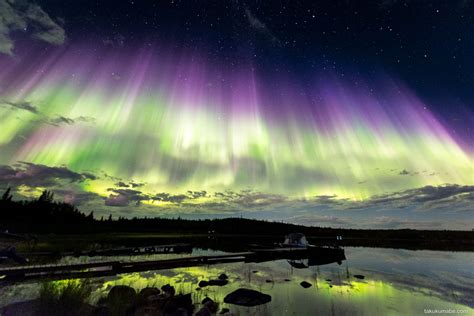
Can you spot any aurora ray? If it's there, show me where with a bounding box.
[0,42,472,227]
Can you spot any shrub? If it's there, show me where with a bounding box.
[37,279,92,316]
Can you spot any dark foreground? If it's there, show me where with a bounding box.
[1,190,473,315]
[1,188,472,252]
[1,246,473,316]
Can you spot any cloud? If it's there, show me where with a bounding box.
[152,192,188,204]
[359,184,474,211]
[105,193,130,207]
[106,188,149,206]
[114,181,145,188]
[0,0,25,55]
[0,162,95,188]
[410,185,473,203]
[187,190,208,199]
[287,214,350,227]
[370,216,445,229]
[53,189,101,206]
[1,100,95,126]
[40,115,96,126]
[314,194,342,204]
[210,190,287,210]
[244,7,280,45]
[1,100,39,113]
[399,169,410,175]
[115,181,130,188]
[166,194,188,204]
[150,190,208,204]
[0,160,470,229]
[245,7,266,30]
[24,2,65,45]
[0,0,66,55]
[102,33,125,47]
[233,192,287,208]
[51,116,75,125]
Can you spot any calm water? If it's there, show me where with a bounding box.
[1,247,473,315]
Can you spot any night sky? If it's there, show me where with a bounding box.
[0,0,472,229]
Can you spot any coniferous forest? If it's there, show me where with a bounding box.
[1,188,472,251]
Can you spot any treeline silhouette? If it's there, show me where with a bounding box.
[1,188,473,250]
[0,188,94,233]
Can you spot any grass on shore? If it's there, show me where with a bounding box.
[38,279,92,316]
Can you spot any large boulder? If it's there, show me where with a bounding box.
[198,279,228,287]
[139,287,161,298]
[137,287,161,304]
[162,293,193,315]
[1,300,39,316]
[106,285,137,315]
[218,273,228,280]
[108,285,136,300]
[195,297,218,315]
[224,288,271,307]
[208,279,228,286]
[107,285,137,307]
[93,305,110,316]
[201,297,218,313]
[161,284,176,297]
[195,307,211,316]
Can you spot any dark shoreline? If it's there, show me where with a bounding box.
[7,230,473,255]
[1,190,472,253]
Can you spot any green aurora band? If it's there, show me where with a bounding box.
[0,46,472,218]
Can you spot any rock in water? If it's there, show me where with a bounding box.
[195,307,212,316]
[107,285,136,304]
[300,281,312,288]
[199,279,228,287]
[218,273,229,280]
[138,287,161,300]
[107,285,137,315]
[202,297,218,313]
[194,306,212,316]
[210,279,228,286]
[161,284,176,297]
[162,293,193,315]
[224,288,271,307]
[353,274,365,279]
[94,305,109,316]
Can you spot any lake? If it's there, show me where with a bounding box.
[0,246,472,315]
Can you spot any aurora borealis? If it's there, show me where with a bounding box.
[0,0,472,229]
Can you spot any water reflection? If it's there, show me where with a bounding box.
[0,247,473,315]
[287,250,345,269]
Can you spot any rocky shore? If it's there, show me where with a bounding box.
[1,275,275,316]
